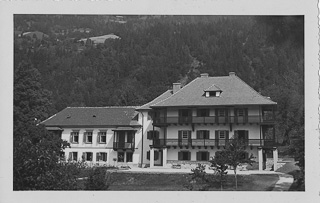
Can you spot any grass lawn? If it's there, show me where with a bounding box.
[78,171,279,191]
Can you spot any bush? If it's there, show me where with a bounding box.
[85,167,111,190]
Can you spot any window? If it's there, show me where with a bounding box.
[219,131,225,139]
[98,132,107,143]
[178,151,191,161]
[127,131,135,143]
[218,109,225,117]
[197,151,209,161]
[84,131,93,143]
[147,130,159,140]
[197,130,209,139]
[96,152,107,162]
[182,131,189,139]
[209,91,216,97]
[179,109,191,123]
[70,131,79,143]
[69,152,78,161]
[205,91,221,97]
[238,109,244,117]
[82,152,93,161]
[118,152,124,162]
[180,109,190,117]
[126,152,133,162]
[197,109,209,117]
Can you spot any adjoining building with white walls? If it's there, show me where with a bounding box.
[43,72,278,171]
[42,107,143,167]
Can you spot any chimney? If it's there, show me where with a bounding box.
[173,83,181,94]
[200,73,209,78]
[229,72,236,76]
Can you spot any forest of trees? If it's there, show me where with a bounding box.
[13,15,304,189]
[14,15,304,144]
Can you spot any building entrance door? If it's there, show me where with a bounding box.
[154,150,163,166]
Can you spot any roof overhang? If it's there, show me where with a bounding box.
[151,103,277,108]
[46,126,63,131]
[112,127,138,131]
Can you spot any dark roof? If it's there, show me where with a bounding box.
[151,74,277,107]
[42,107,141,127]
[137,90,173,110]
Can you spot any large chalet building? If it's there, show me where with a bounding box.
[42,72,278,171]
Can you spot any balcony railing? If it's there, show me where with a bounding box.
[113,142,135,150]
[152,138,275,148]
[153,115,274,125]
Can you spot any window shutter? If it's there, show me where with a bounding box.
[245,108,248,123]
[206,152,210,161]
[225,131,229,145]
[188,130,191,138]
[147,151,150,160]
[96,152,99,161]
[70,134,73,143]
[215,109,218,123]
[178,152,182,160]
[234,108,238,123]
[225,131,229,140]
[215,130,219,146]
[206,130,210,139]
[196,131,200,139]
[69,152,72,160]
[178,131,182,140]
[97,133,100,144]
[82,152,86,161]
[188,151,191,161]
[245,130,249,146]
[196,152,200,161]
[83,133,86,143]
[225,109,229,123]
[90,153,93,161]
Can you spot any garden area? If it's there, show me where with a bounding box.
[77,170,280,191]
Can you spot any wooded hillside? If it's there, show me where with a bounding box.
[14,15,304,145]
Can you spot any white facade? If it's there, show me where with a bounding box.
[60,126,143,167]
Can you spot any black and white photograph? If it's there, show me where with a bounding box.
[0,0,319,203]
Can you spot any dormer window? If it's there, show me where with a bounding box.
[204,84,222,97]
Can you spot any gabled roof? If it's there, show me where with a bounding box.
[41,107,140,127]
[151,74,277,107]
[204,84,221,92]
[137,90,173,110]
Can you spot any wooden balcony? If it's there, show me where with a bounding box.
[153,115,275,125]
[152,138,275,148]
[113,142,135,151]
